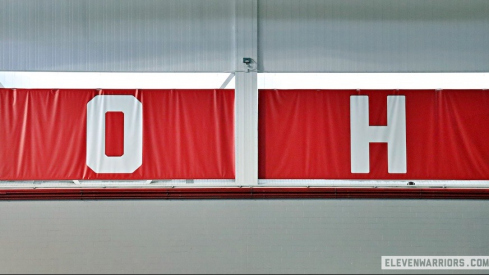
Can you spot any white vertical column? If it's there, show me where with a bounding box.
[235,0,258,186]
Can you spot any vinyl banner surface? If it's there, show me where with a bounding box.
[0,89,235,180]
[259,89,489,180]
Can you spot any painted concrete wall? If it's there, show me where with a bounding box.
[1,199,488,274]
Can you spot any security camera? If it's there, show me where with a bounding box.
[243,58,253,65]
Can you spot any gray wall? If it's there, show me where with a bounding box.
[1,0,488,72]
[0,0,235,72]
[258,0,489,72]
[1,200,488,274]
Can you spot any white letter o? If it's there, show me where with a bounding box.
[86,95,143,173]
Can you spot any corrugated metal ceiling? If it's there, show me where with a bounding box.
[0,0,488,72]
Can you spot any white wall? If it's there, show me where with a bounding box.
[0,72,235,89]
[2,72,489,90]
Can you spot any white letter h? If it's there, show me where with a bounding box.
[350,96,407,173]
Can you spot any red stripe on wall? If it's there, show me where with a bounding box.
[1,188,489,200]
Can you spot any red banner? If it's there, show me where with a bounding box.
[259,89,489,180]
[3,88,489,181]
[0,89,235,180]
